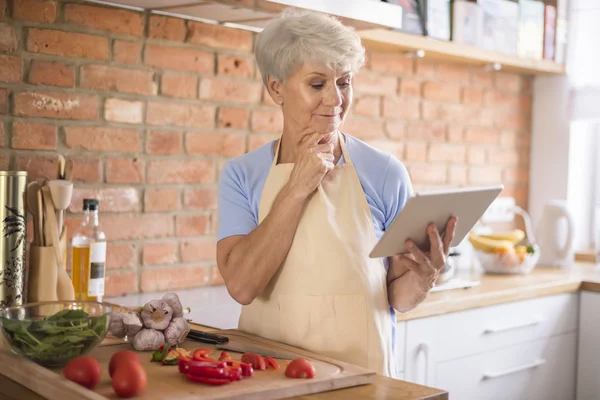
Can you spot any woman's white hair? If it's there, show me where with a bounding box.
[254,9,366,86]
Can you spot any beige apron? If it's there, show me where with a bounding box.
[238,133,395,377]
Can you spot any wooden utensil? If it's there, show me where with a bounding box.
[64,159,74,182]
[47,180,73,236]
[26,182,42,245]
[37,189,44,246]
[57,155,65,179]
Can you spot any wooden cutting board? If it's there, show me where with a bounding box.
[0,329,376,400]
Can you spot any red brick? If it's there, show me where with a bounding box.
[105,272,137,297]
[447,126,463,142]
[0,23,17,52]
[217,54,253,78]
[483,90,522,110]
[81,65,156,95]
[29,61,75,88]
[0,88,7,114]
[383,97,420,120]
[144,44,213,74]
[161,72,197,99]
[462,88,483,106]
[399,78,421,97]
[467,147,486,164]
[199,78,262,104]
[146,101,215,128]
[13,0,56,22]
[368,52,413,75]
[176,214,210,237]
[422,82,461,102]
[143,241,178,265]
[248,134,277,151]
[495,72,522,93]
[16,154,58,181]
[105,158,144,184]
[471,70,494,88]
[147,160,215,184]
[340,117,385,140]
[65,127,140,152]
[149,15,186,41]
[385,120,405,140]
[408,164,447,184]
[69,187,139,213]
[113,40,140,65]
[421,102,478,124]
[107,244,136,270]
[503,167,529,186]
[14,92,98,120]
[428,143,466,163]
[71,157,102,183]
[144,188,180,212]
[12,122,57,150]
[102,214,172,241]
[437,63,470,83]
[487,148,520,166]
[353,95,380,117]
[404,142,427,161]
[186,132,246,157]
[184,187,217,210]
[27,29,109,61]
[251,109,282,133]
[141,266,209,293]
[187,21,253,52]
[415,59,436,77]
[366,140,404,160]
[0,154,8,170]
[468,166,502,185]
[180,238,215,262]
[449,165,468,185]
[218,107,249,129]
[406,122,445,141]
[0,55,21,83]
[465,127,499,145]
[146,130,182,155]
[0,123,4,148]
[354,72,397,95]
[0,0,6,18]
[64,4,143,37]
[104,98,143,124]
[495,111,530,132]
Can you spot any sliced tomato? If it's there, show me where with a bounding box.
[285,358,316,379]
[265,356,280,370]
[241,352,266,371]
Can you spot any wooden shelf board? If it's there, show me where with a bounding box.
[358,28,565,76]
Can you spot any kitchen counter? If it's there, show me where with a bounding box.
[401,261,600,321]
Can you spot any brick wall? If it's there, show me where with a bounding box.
[0,0,532,297]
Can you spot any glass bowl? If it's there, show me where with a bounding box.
[475,244,541,275]
[0,301,112,367]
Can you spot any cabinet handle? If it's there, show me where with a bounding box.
[415,343,429,385]
[482,359,546,380]
[483,316,544,334]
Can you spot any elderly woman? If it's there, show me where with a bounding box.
[216,10,457,378]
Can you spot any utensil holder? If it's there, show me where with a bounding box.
[0,171,28,308]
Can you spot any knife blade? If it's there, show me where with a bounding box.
[215,342,298,361]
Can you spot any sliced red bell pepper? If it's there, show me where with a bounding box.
[227,360,254,377]
[226,366,242,381]
[192,348,213,361]
[241,352,266,370]
[184,374,231,386]
[218,351,232,362]
[265,356,280,370]
[178,357,227,374]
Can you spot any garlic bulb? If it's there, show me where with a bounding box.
[161,293,184,318]
[108,311,126,338]
[132,329,165,351]
[140,300,173,330]
[123,311,143,337]
[163,317,190,346]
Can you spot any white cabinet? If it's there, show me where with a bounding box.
[577,291,600,400]
[402,293,579,400]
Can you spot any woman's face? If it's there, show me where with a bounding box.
[270,62,353,140]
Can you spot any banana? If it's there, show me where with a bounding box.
[479,229,525,244]
[468,231,515,253]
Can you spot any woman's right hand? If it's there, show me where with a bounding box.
[287,130,335,199]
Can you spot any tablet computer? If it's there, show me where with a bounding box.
[369,185,503,258]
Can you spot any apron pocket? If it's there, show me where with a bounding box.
[278,295,369,368]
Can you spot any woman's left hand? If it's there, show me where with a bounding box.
[396,216,458,292]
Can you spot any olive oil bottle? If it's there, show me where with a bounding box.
[71,199,107,302]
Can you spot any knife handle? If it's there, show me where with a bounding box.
[187,330,230,345]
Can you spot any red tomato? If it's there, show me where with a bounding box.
[109,350,141,378]
[112,362,147,399]
[241,353,266,370]
[285,358,316,379]
[63,356,102,389]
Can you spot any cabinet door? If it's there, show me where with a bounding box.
[577,291,600,400]
[404,316,437,387]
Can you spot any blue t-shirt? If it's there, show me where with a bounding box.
[217,133,413,377]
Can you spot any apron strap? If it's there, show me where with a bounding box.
[272,132,352,167]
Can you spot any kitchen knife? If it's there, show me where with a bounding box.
[215,342,298,361]
[186,329,230,345]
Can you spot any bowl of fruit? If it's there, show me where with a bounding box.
[469,229,540,274]
[0,301,112,367]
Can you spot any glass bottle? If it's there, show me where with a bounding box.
[71,199,107,302]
